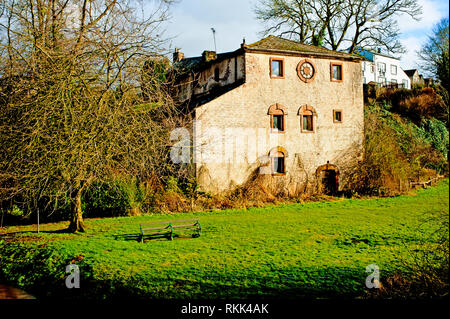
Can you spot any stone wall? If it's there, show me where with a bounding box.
[176,53,245,103]
[193,51,364,195]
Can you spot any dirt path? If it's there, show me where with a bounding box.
[0,284,35,299]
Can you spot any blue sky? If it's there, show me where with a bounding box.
[163,0,449,70]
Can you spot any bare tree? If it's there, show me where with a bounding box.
[417,18,449,126]
[418,18,449,87]
[254,0,316,43]
[0,0,185,232]
[254,0,422,54]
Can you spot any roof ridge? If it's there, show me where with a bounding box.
[272,35,328,50]
[246,35,361,59]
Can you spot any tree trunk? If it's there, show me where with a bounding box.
[68,188,86,233]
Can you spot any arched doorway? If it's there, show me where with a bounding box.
[268,146,288,175]
[316,162,339,195]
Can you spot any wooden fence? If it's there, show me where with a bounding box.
[409,175,445,189]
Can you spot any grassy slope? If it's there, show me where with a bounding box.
[1,180,448,299]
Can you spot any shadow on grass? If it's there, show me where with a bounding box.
[0,227,73,235]
[27,264,373,300]
[130,264,373,299]
[0,239,400,299]
[0,228,75,242]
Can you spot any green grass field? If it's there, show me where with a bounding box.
[1,180,448,299]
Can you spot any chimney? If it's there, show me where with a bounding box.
[241,38,246,48]
[173,48,185,63]
[202,50,217,62]
[377,48,381,54]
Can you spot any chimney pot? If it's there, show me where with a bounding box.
[241,38,246,48]
[173,48,184,63]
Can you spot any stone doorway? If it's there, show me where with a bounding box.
[316,162,339,195]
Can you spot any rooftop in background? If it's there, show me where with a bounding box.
[404,69,419,76]
[355,48,401,61]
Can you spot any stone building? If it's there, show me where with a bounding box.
[173,36,364,195]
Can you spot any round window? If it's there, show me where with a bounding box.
[297,59,316,83]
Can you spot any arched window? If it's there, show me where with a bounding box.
[269,146,288,175]
[268,104,287,133]
[298,105,316,133]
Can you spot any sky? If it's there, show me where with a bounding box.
[162,0,449,71]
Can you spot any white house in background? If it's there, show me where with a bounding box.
[356,49,411,89]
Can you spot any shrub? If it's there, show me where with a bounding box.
[375,87,446,123]
[116,178,146,216]
[417,119,449,159]
[82,181,132,218]
[399,88,446,121]
[0,204,26,227]
[347,105,447,195]
[348,108,410,195]
[376,88,414,108]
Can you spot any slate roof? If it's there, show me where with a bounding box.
[174,35,363,77]
[404,69,419,77]
[244,35,363,60]
[174,50,242,77]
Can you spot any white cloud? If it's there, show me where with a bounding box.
[163,0,449,66]
[397,0,448,33]
[399,36,428,70]
[395,0,448,71]
[165,0,261,57]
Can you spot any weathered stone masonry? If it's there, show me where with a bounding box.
[174,36,364,195]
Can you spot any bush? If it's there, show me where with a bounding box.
[417,119,449,159]
[347,104,448,195]
[399,88,446,121]
[376,87,414,108]
[0,204,26,227]
[348,108,409,195]
[375,87,446,123]
[82,181,132,218]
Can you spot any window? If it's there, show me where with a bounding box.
[272,115,283,131]
[362,62,366,71]
[333,110,343,123]
[297,59,316,83]
[269,147,288,175]
[214,67,220,81]
[268,104,287,133]
[272,154,285,174]
[391,65,397,75]
[331,62,343,81]
[299,105,316,133]
[270,57,284,78]
[391,79,397,84]
[402,79,408,88]
[303,114,313,131]
[379,77,386,85]
[378,62,386,73]
[370,64,374,73]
